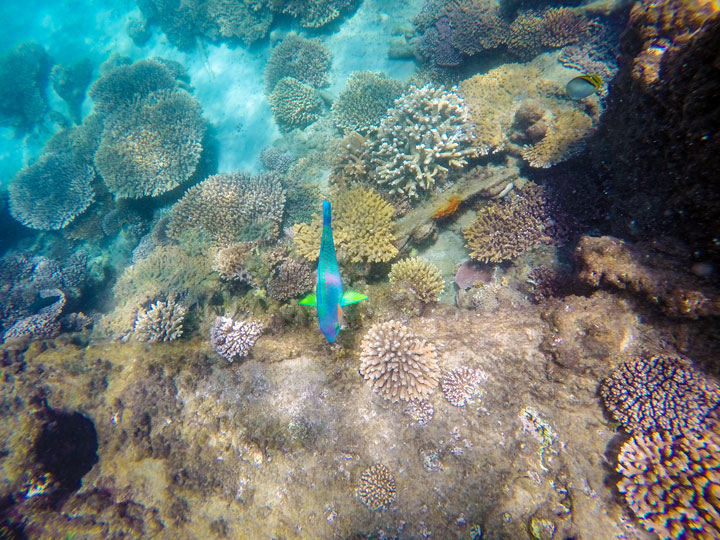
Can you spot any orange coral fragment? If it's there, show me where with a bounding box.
[432,195,463,220]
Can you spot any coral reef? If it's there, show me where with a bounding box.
[168,172,286,245]
[260,147,294,174]
[9,152,95,230]
[209,316,264,362]
[293,186,397,264]
[268,77,324,132]
[406,398,434,425]
[264,34,331,93]
[617,415,720,539]
[458,60,598,163]
[94,89,205,198]
[441,366,487,407]
[274,0,359,29]
[388,257,444,306]
[575,235,720,318]
[369,85,479,199]
[212,242,258,284]
[507,8,588,59]
[0,41,52,133]
[51,58,93,124]
[133,298,187,343]
[3,289,66,342]
[331,71,404,133]
[359,320,440,402]
[267,258,314,301]
[356,464,397,511]
[526,265,572,303]
[601,355,720,437]
[463,184,566,263]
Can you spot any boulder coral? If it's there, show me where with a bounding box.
[94,89,205,198]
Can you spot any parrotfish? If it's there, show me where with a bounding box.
[299,200,367,343]
[565,74,602,99]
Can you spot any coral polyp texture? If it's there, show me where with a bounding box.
[268,77,324,132]
[264,33,331,93]
[441,366,487,407]
[601,355,720,437]
[507,8,588,59]
[331,71,404,133]
[168,172,286,245]
[406,398,434,426]
[94,89,205,199]
[464,184,566,263]
[359,320,440,402]
[388,257,444,305]
[133,298,187,343]
[209,316,263,363]
[356,464,397,511]
[293,186,397,263]
[369,84,479,199]
[9,152,95,230]
[617,416,720,540]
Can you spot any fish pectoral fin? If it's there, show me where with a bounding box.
[341,291,368,306]
[298,293,317,307]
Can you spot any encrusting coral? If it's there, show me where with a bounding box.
[388,257,444,306]
[9,152,95,230]
[293,186,397,264]
[359,320,440,402]
[209,316,263,363]
[133,298,187,343]
[168,172,286,245]
[356,464,397,511]
[617,414,720,540]
[94,89,205,198]
[331,71,404,134]
[601,355,720,437]
[268,77,324,132]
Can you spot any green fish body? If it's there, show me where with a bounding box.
[566,74,602,99]
[299,200,367,342]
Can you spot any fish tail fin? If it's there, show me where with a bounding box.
[322,200,331,227]
[341,291,368,306]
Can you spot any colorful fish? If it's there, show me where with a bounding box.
[565,74,602,99]
[299,200,367,343]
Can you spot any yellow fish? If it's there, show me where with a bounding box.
[565,74,602,99]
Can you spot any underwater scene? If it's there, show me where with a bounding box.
[1,0,719,538]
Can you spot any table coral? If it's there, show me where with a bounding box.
[9,152,95,230]
[133,298,187,343]
[209,316,263,362]
[331,71,404,134]
[359,320,440,402]
[94,89,205,198]
[356,464,397,510]
[293,186,397,264]
[268,77,324,132]
[274,0,359,28]
[2,289,66,342]
[601,355,720,437]
[264,33,331,93]
[617,415,720,540]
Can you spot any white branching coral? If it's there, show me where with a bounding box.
[209,316,263,362]
[359,320,440,402]
[133,298,187,342]
[368,85,479,199]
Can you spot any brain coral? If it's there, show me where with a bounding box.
[268,77,324,132]
[94,89,205,198]
[388,257,444,305]
[356,464,397,510]
[369,84,480,199]
[133,298,187,342]
[264,33,331,93]
[617,415,720,539]
[463,184,565,263]
[293,186,397,264]
[9,152,95,230]
[209,315,263,363]
[168,172,286,245]
[359,320,440,402]
[331,71,404,133]
[601,355,720,437]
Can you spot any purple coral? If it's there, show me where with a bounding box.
[209,316,263,363]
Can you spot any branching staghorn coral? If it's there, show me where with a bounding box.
[293,186,397,263]
[388,257,444,306]
[359,320,440,402]
[331,71,404,134]
[168,172,286,245]
[9,152,95,230]
[133,298,187,343]
[94,89,205,198]
[268,77,324,132]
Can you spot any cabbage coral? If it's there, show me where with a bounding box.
[94,89,205,198]
[9,153,95,230]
